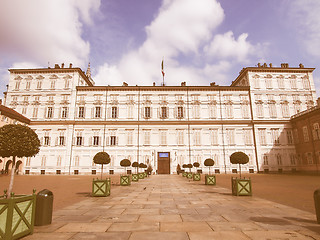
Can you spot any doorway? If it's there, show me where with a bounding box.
[157,152,170,174]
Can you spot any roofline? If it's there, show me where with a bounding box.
[231,66,315,87]
[9,67,93,87]
[76,85,250,92]
[0,105,30,124]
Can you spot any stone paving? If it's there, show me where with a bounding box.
[24,175,320,240]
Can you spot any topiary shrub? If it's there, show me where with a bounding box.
[186,163,193,172]
[230,152,249,178]
[204,158,215,175]
[0,124,40,197]
[120,159,131,174]
[193,162,200,172]
[93,152,110,179]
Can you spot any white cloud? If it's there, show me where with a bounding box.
[289,0,320,58]
[204,31,255,62]
[0,0,100,68]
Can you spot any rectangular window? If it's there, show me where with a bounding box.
[259,129,266,145]
[160,107,168,119]
[226,129,235,145]
[244,129,252,145]
[256,103,264,118]
[269,103,277,118]
[32,108,38,118]
[226,104,233,118]
[95,106,101,118]
[44,136,50,146]
[193,105,200,119]
[307,152,313,164]
[93,136,99,146]
[37,81,42,89]
[277,154,282,165]
[312,123,320,140]
[209,104,217,118]
[281,104,289,118]
[78,107,85,118]
[111,107,118,119]
[144,131,151,145]
[271,128,280,145]
[127,131,133,145]
[211,129,218,145]
[290,154,296,165]
[263,155,268,165]
[303,126,309,142]
[177,130,184,145]
[145,107,151,118]
[286,129,294,145]
[59,136,65,146]
[61,107,68,119]
[278,78,284,89]
[265,78,272,89]
[127,105,134,119]
[15,81,20,90]
[26,81,31,90]
[303,78,310,90]
[241,104,250,118]
[76,136,83,146]
[160,131,167,145]
[110,136,117,146]
[50,81,55,89]
[47,107,53,118]
[290,79,297,89]
[177,106,184,119]
[64,79,69,88]
[22,107,27,115]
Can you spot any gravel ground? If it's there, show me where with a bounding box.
[1,172,320,213]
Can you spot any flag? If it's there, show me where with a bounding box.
[161,60,165,77]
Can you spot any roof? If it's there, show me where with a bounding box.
[0,105,30,124]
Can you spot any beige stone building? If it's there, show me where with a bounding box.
[2,63,318,175]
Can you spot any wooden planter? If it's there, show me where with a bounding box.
[187,172,193,179]
[205,175,216,185]
[138,173,145,179]
[182,172,187,177]
[92,178,111,197]
[120,175,131,186]
[193,173,201,181]
[231,177,252,196]
[143,172,147,178]
[0,191,36,240]
[132,174,139,182]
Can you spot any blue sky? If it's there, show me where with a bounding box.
[0,0,319,98]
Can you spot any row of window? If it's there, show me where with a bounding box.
[253,75,311,90]
[13,79,71,91]
[263,152,320,166]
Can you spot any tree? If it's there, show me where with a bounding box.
[0,124,40,197]
[204,158,215,175]
[120,159,131,174]
[230,152,249,178]
[193,162,200,173]
[132,161,139,174]
[93,152,110,179]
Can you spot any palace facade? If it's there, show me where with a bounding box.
[2,63,318,175]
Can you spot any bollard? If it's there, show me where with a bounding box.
[314,188,320,224]
[35,189,54,226]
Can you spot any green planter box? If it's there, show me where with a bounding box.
[92,178,111,197]
[231,177,252,196]
[143,172,147,178]
[120,175,131,186]
[193,173,201,181]
[182,172,187,177]
[138,173,145,179]
[0,192,36,240]
[132,174,139,182]
[205,175,216,185]
[187,172,193,179]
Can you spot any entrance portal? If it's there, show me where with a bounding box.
[157,152,170,174]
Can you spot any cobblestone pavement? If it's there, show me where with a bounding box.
[24,175,320,240]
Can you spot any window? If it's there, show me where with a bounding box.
[95,106,101,118]
[209,104,217,118]
[15,81,20,90]
[144,131,151,145]
[144,107,151,119]
[22,107,27,115]
[307,153,313,164]
[127,130,133,145]
[110,136,117,146]
[64,79,69,88]
[290,154,296,165]
[177,106,184,119]
[303,126,309,142]
[193,105,200,119]
[269,103,277,118]
[26,157,31,166]
[225,104,233,118]
[259,129,266,145]
[193,130,201,146]
[93,136,99,146]
[244,129,252,145]
[160,107,168,119]
[263,155,268,165]
[294,102,301,114]
[265,77,272,89]
[37,81,42,89]
[277,154,282,165]
[241,104,250,119]
[76,136,83,146]
[281,103,289,118]
[256,103,264,118]
[57,156,62,167]
[59,136,65,146]
[211,129,218,145]
[50,80,55,89]
[177,130,184,145]
[41,156,46,167]
[111,107,118,119]
[312,123,320,140]
[61,107,68,118]
[160,131,167,145]
[290,78,297,89]
[226,129,235,145]
[26,81,31,90]
[277,78,284,89]
[271,129,280,145]
[127,105,134,119]
[47,107,53,118]
[44,136,50,146]
[302,78,310,89]
[286,129,294,145]
[78,107,85,118]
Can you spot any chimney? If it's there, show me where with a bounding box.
[281,63,289,68]
[210,82,216,86]
[153,82,156,86]
[61,63,64,68]
[269,63,273,68]
[54,64,60,69]
[263,63,267,67]
[181,82,186,86]
[69,63,73,68]
[257,63,261,67]
[299,63,304,68]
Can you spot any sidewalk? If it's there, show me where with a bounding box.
[25,175,320,240]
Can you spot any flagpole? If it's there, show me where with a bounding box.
[161,58,165,86]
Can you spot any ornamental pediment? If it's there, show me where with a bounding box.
[36,75,45,80]
[25,75,33,80]
[63,75,72,79]
[50,74,58,79]
[14,75,23,80]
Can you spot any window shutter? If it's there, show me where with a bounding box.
[116,136,119,145]
[91,108,94,119]
[174,107,177,118]
[150,107,153,118]
[107,107,111,119]
[89,137,92,146]
[55,137,58,146]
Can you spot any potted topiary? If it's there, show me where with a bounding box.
[131,161,139,182]
[230,152,252,196]
[120,159,131,186]
[192,162,201,181]
[204,158,216,185]
[146,164,153,176]
[92,152,111,197]
[182,164,187,177]
[142,163,148,177]
[138,163,145,179]
[0,124,40,239]
[186,163,193,179]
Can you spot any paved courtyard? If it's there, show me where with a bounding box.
[23,174,320,240]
